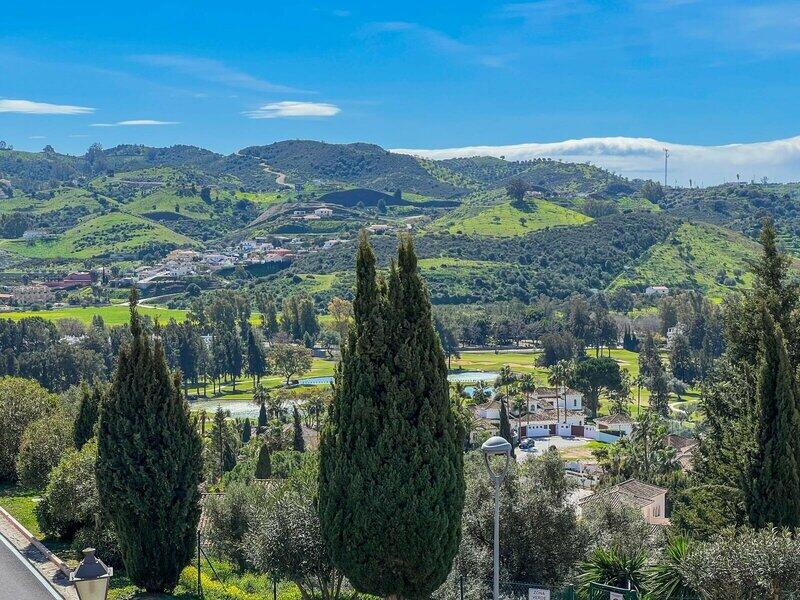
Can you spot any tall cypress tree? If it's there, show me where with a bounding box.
[96,290,202,593]
[255,442,271,479]
[320,232,464,599]
[499,399,513,443]
[242,418,252,444]
[292,405,305,452]
[748,308,800,528]
[74,381,101,450]
[258,400,268,429]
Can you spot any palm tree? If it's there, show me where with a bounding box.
[473,380,489,403]
[579,547,648,595]
[633,373,646,415]
[548,359,574,423]
[511,390,526,438]
[647,536,695,600]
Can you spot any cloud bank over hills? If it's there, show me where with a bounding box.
[392,136,800,186]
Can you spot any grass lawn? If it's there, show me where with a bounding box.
[559,440,607,461]
[0,483,41,537]
[451,349,549,379]
[0,304,189,326]
[187,357,336,404]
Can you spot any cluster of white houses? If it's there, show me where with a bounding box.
[473,386,634,442]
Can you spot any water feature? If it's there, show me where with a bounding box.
[189,399,261,419]
[447,371,499,383]
[296,371,500,386]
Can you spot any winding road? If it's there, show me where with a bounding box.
[0,533,61,599]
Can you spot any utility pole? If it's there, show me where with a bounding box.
[663,148,669,188]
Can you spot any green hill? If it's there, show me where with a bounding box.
[239,140,467,197]
[610,221,762,299]
[424,155,637,196]
[431,189,592,236]
[0,212,199,260]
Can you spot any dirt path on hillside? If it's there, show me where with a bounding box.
[260,162,293,189]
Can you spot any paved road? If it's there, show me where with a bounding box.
[0,533,61,599]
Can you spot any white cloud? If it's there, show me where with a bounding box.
[0,99,94,115]
[391,136,800,185]
[28,135,46,139]
[365,21,508,68]
[132,54,309,94]
[243,101,341,119]
[90,119,179,127]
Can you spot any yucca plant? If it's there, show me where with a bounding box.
[578,547,648,595]
[648,536,698,600]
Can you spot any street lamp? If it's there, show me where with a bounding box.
[481,435,512,600]
[70,548,113,600]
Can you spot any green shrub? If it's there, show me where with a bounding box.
[36,441,97,539]
[16,411,73,489]
[0,377,57,481]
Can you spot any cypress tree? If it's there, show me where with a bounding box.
[255,443,271,479]
[96,290,202,593]
[292,405,305,452]
[242,418,252,444]
[499,398,513,445]
[258,401,268,429]
[320,232,464,599]
[213,407,236,476]
[246,329,267,386]
[74,381,101,450]
[500,400,514,454]
[747,308,800,528]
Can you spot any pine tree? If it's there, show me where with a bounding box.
[747,308,800,528]
[669,333,696,383]
[74,381,101,450]
[96,290,202,593]
[246,329,267,386]
[292,405,305,452]
[255,443,271,479]
[242,418,252,444]
[638,332,661,379]
[320,232,464,599]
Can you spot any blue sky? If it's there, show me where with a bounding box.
[2,0,800,169]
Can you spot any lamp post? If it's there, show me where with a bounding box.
[70,548,113,600]
[481,435,512,600]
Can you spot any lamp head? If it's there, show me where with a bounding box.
[482,436,512,456]
[70,548,112,600]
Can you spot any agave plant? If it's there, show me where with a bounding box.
[578,546,648,595]
[648,536,697,600]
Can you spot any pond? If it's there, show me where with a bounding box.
[189,399,261,419]
[447,371,499,383]
[297,371,500,386]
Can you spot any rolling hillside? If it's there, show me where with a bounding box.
[0,212,199,260]
[433,191,593,237]
[609,222,760,298]
[0,140,797,303]
[239,140,466,197]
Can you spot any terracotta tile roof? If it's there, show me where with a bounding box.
[597,414,633,425]
[579,478,667,510]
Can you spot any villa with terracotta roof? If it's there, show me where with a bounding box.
[577,479,669,526]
